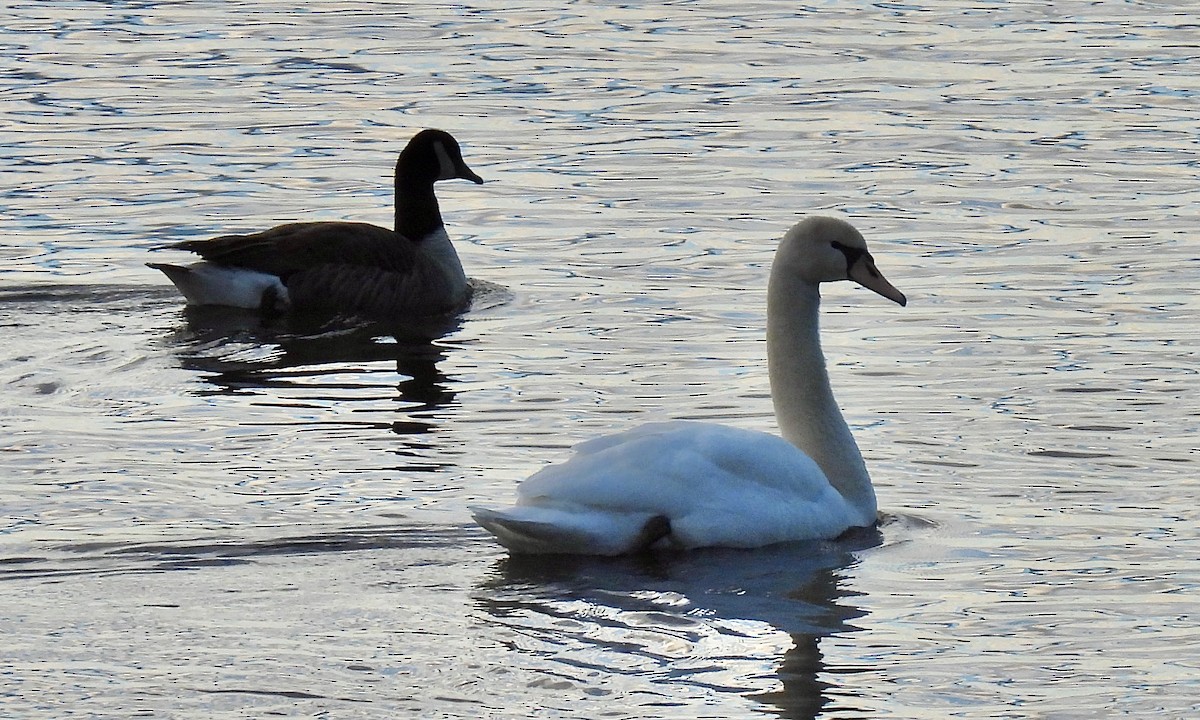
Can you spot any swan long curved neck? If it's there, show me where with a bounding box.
[766,275,877,524]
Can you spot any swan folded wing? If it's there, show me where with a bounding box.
[527,422,833,503]
[511,422,861,550]
[668,483,856,548]
[568,420,700,456]
[171,222,416,279]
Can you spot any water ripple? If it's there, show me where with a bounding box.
[3,1,1200,717]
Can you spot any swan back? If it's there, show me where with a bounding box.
[473,422,862,554]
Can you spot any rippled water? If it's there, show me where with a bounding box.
[3,1,1198,718]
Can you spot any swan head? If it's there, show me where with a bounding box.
[779,216,907,306]
[398,129,484,186]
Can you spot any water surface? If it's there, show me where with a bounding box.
[2,1,1198,718]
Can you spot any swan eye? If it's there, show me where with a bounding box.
[830,240,865,276]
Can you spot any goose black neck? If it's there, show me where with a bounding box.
[394,173,444,241]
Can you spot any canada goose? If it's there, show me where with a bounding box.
[149,129,483,318]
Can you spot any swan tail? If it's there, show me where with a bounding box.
[470,506,671,556]
[470,506,593,554]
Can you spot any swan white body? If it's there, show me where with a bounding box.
[471,216,907,555]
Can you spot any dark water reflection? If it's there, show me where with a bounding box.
[162,304,461,419]
[476,526,884,719]
[3,521,475,581]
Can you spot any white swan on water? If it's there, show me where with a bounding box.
[471,216,908,555]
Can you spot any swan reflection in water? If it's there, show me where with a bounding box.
[474,522,900,720]
[158,304,464,430]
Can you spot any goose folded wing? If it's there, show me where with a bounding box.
[171,222,418,279]
[283,260,459,315]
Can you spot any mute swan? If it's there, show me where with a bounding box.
[471,216,907,555]
[148,129,484,318]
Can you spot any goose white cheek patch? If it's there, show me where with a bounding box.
[433,141,458,181]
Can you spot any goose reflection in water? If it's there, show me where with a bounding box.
[473,523,895,720]
[159,304,463,431]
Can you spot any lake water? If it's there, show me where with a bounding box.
[2,1,1198,717]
